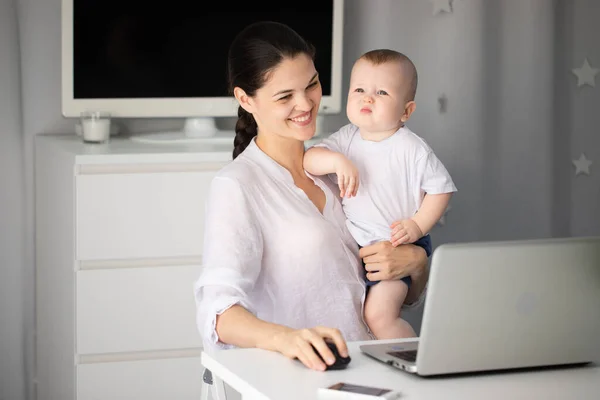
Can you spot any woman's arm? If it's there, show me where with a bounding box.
[216,304,291,350]
[359,241,429,305]
[194,176,347,371]
[194,177,264,348]
[216,304,348,371]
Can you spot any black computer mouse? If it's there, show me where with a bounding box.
[312,341,352,370]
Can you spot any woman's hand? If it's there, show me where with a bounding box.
[271,326,348,371]
[359,241,429,305]
[359,241,425,281]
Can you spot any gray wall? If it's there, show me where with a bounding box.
[333,0,558,332]
[564,0,600,236]
[1,1,598,399]
[0,0,25,399]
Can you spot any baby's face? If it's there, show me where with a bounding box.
[346,59,408,135]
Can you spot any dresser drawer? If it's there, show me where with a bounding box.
[76,264,202,354]
[77,357,203,400]
[76,170,216,261]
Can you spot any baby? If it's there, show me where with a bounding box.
[304,49,457,339]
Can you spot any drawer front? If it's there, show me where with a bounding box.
[77,357,203,400]
[77,264,202,354]
[76,170,216,261]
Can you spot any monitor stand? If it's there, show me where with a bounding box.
[129,117,235,144]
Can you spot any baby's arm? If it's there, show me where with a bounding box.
[304,147,359,197]
[390,192,452,246]
[303,146,341,176]
[412,192,452,235]
[391,144,457,246]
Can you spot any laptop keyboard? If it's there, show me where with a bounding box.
[387,350,417,362]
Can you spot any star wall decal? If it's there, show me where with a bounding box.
[571,58,598,88]
[431,0,453,15]
[573,153,592,176]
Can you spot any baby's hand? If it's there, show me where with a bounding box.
[390,219,423,247]
[334,154,359,198]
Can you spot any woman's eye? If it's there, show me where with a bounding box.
[278,95,292,101]
[376,90,388,95]
[308,81,319,89]
[354,88,364,93]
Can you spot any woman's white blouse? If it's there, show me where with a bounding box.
[194,139,373,351]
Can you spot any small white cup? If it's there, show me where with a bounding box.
[80,111,111,143]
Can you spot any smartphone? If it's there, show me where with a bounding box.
[317,382,401,399]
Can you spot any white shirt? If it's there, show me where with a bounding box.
[315,123,457,246]
[194,138,373,352]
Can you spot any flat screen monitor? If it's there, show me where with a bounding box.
[61,0,345,142]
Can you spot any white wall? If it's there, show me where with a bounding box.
[0,0,25,399]
[4,1,599,399]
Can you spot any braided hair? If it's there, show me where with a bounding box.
[227,21,315,159]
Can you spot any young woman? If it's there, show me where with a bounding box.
[194,21,429,371]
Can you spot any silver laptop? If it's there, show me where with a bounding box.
[360,236,600,376]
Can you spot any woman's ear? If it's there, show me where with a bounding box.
[233,87,254,114]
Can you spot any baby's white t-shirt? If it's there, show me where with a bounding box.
[313,123,457,246]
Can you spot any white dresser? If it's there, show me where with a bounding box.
[34,134,233,400]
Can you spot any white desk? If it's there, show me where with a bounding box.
[201,339,600,400]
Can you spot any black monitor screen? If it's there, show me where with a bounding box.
[73,1,335,99]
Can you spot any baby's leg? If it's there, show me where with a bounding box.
[364,280,416,339]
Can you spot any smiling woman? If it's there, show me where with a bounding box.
[236,55,322,143]
[193,21,430,373]
[227,21,322,159]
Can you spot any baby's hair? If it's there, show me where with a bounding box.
[359,49,418,102]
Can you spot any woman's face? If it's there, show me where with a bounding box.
[239,54,322,142]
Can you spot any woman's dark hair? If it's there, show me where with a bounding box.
[228,21,316,159]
